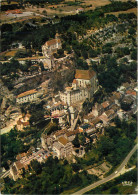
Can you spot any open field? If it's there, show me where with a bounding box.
[0,0,110,23]
[105,7,137,16]
[0,0,136,23]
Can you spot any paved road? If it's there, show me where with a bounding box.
[72,144,137,195]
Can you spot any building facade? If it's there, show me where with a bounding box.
[59,69,98,105]
[17,55,55,69]
[16,89,38,104]
[42,33,62,57]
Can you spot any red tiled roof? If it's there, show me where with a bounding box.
[45,39,61,46]
[102,101,110,108]
[66,131,75,137]
[54,129,66,137]
[15,161,24,170]
[75,69,96,80]
[112,92,121,99]
[73,79,77,84]
[16,155,21,161]
[23,121,30,126]
[104,109,114,117]
[126,90,136,96]
[17,89,37,98]
[58,137,68,146]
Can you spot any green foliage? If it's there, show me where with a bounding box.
[75,58,89,70]
[103,118,136,166]
[30,160,42,174]
[85,168,137,194]
[82,98,94,115]
[110,186,118,194]
[131,50,137,60]
[72,134,80,148]
[44,122,58,135]
[15,50,32,58]
[24,0,64,5]
[29,110,44,125]
[96,136,114,157]
[78,133,86,146]
[105,14,118,22]
[121,102,132,111]
[100,1,136,13]
[119,13,136,20]
[1,23,13,32]
[2,156,98,194]
[102,43,113,54]
[115,47,130,58]
[0,59,20,76]
[128,27,136,35]
[54,48,65,58]
[1,128,29,169]
[71,163,81,172]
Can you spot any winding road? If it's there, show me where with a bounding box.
[72,144,137,195]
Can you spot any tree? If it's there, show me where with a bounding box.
[131,50,137,60]
[82,50,88,59]
[39,62,45,71]
[121,102,132,111]
[102,43,112,54]
[96,136,114,157]
[1,23,12,32]
[110,187,118,194]
[128,27,136,35]
[78,133,86,146]
[72,134,80,147]
[7,0,11,4]
[29,110,44,125]
[71,163,81,172]
[30,160,42,174]
[42,10,47,16]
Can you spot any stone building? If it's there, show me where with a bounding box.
[42,33,62,57]
[16,89,38,104]
[59,69,98,105]
[10,161,28,181]
[16,113,31,131]
[52,136,73,159]
[17,55,55,70]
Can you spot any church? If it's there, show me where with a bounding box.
[59,69,98,106]
[42,33,62,57]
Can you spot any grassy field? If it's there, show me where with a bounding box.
[105,7,137,16]
[2,0,136,23]
[1,0,111,23]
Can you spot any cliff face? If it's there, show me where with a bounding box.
[0,71,52,130]
[0,79,20,129]
[13,71,51,95]
[0,79,15,108]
